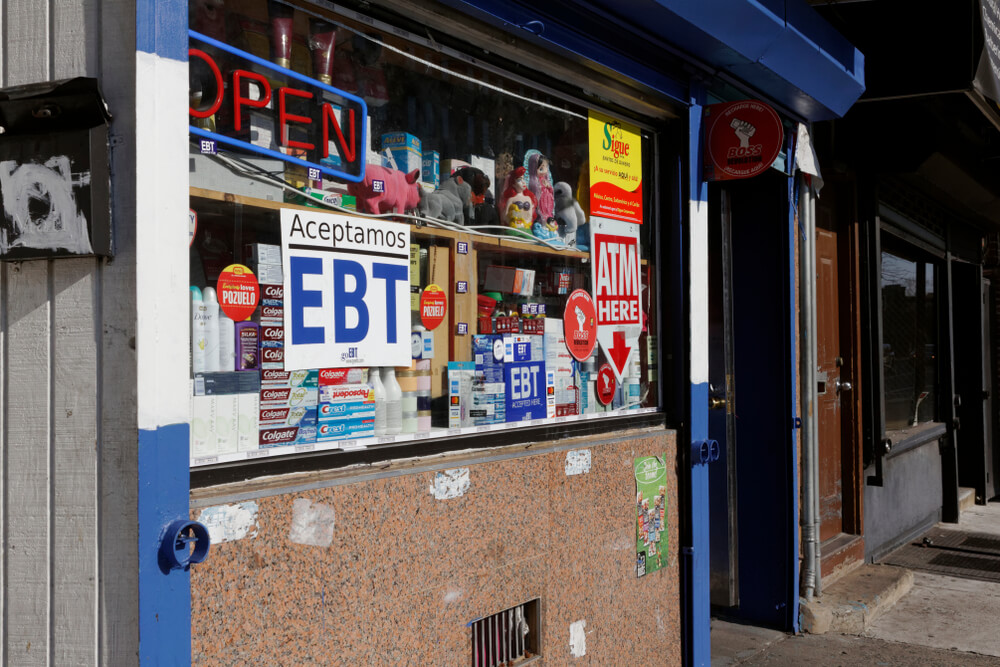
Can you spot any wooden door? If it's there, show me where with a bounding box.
[815,178,862,548]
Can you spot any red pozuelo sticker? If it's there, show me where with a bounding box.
[420,284,448,330]
[704,100,784,181]
[596,363,617,406]
[564,289,597,361]
[217,264,260,321]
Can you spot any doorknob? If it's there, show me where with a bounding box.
[835,378,852,393]
[709,396,727,410]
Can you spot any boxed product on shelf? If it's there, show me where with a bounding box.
[381,132,422,173]
[483,265,535,296]
[317,368,367,386]
[318,383,376,421]
[422,150,440,189]
[317,417,375,442]
[472,334,505,425]
[244,243,282,267]
[260,368,318,388]
[448,361,475,428]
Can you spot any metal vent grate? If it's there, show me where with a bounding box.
[928,551,1000,573]
[471,599,539,666]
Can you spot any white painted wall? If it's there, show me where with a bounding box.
[0,0,139,664]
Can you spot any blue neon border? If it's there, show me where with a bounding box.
[189,29,369,183]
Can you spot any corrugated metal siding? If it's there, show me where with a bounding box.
[0,1,139,664]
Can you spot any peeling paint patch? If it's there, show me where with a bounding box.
[430,468,470,499]
[565,449,592,476]
[569,619,587,657]
[197,502,259,544]
[288,498,336,547]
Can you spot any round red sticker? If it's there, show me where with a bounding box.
[706,100,784,181]
[564,289,597,361]
[420,284,448,330]
[596,363,617,406]
[216,264,259,321]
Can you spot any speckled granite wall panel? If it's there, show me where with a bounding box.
[191,430,680,666]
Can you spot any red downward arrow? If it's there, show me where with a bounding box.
[608,331,632,376]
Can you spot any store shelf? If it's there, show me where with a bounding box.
[190,187,592,257]
[189,407,657,468]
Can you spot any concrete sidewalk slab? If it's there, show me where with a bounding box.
[866,571,1000,657]
[710,619,785,666]
[799,564,913,635]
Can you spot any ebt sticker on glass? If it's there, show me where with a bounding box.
[281,208,410,370]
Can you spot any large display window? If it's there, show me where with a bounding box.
[187,0,667,467]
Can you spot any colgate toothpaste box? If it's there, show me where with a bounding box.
[259,404,318,428]
[260,325,284,348]
[317,367,368,386]
[260,368,318,388]
[255,303,284,325]
[258,424,317,448]
[260,284,284,306]
[260,344,284,369]
[260,385,318,407]
[316,417,375,442]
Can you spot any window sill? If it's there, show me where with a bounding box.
[884,422,947,460]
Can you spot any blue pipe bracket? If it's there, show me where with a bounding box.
[159,520,211,572]
[691,439,720,465]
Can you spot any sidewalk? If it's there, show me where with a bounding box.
[711,500,1000,665]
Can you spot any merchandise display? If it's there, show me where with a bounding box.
[187,0,659,466]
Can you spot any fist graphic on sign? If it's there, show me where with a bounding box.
[730,118,756,148]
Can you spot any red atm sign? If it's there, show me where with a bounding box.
[593,232,641,327]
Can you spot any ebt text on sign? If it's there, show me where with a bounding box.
[281,209,410,370]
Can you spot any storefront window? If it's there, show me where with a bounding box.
[186,0,663,466]
[880,239,938,430]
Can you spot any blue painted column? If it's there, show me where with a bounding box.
[687,81,711,666]
[136,0,195,663]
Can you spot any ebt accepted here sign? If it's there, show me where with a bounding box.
[281,208,410,370]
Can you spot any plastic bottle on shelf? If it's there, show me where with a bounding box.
[218,313,235,371]
[381,367,402,436]
[371,367,387,437]
[190,287,207,374]
[201,287,220,372]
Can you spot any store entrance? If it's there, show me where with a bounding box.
[708,172,796,628]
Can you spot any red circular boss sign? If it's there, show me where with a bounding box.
[563,289,597,361]
[596,363,617,406]
[705,100,783,181]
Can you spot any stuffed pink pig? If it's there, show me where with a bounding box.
[347,166,422,215]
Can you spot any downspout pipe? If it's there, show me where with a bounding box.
[799,171,821,601]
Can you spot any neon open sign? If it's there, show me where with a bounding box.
[188,30,368,183]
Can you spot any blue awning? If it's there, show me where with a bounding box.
[446,0,865,120]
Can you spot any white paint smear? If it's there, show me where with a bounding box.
[565,449,592,476]
[430,468,470,499]
[569,619,587,658]
[0,156,93,254]
[288,498,336,547]
[197,502,259,544]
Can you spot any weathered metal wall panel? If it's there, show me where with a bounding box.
[0,0,139,664]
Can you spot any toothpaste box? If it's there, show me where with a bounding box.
[317,367,367,386]
[316,417,375,441]
[257,263,283,285]
[472,335,506,425]
[260,368,318,388]
[259,404,318,429]
[259,423,316,448]
[318,383,375,420]
[260,385,318,407]
[260,283,284,306]
[255,302,283,326]
[260,344,284,370]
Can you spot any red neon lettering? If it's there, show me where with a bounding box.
[278,87,315,151]
[188,49,224,119]
[321,103,356,163]
[232,69,272,132]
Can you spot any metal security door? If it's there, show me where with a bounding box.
[708,187,738,607]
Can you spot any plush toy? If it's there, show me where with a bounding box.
[554,181,585,247]
[347,166,422,215]
[525,150,555,225]
[419,188,464,223]
[499,167,537,230]
[532,217,560,242]
[438,173,473,222]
